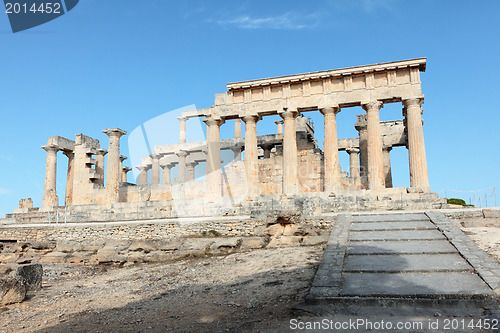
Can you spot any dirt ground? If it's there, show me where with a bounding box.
[0,246,324,333]
[1,222,499,333]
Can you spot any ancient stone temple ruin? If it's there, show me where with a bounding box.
[6,58,444,223]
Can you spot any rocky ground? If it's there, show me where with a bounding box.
[0,246,324,333]
[0,219,499,333]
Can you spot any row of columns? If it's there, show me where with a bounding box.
[143,98,428,199]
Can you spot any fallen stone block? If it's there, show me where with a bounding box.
[0,277,26,306]
[483,208,500,218]
[0,253,20,264]
[266,236,302,248]
[210,238,240,254]
[16,264,42,292]
[94,249,126,264]
[240,237,266,250]
[128,241,156,253]
[39,252,68,264]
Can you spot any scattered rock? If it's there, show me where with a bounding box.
[16,264,43,292]
[0,277,26,306]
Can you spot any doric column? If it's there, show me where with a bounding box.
[403,98,430,192]
[275,120,284,134]
[383,147,393,188]
[362,101,385,190]
[151,154,160,185]
[119,155,127,182]
[95,149,107,186]
[63,151,74,206]
[103,128,127,204]
[161,163,174,184]
[122,167,132,183]
[231,147,242,161]
[280,110,299,195]
[234,118,242,138]
[176,150,188,183]
[187,162,198,181]
[41,144,59,208]
[178,116,187,144]
[346,148,360,179]
[242,115,260,198]
[203,116,225,198]
[136,165,148,185]
[260,144,273,159]
[320,107,341,192]
[355,115,368,189]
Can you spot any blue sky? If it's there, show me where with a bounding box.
[0,0,498,215]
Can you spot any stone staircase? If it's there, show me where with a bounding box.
[307,211,500,309]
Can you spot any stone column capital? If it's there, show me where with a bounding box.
[177,116,188,121]
[136,165,148,172]
[123,167,132,172]
[346,147,360,154]
[186,161,199,167]
[382,146,393,152]
[402,97,424,108]
[96,148,108,156]
[176,150,188,158]
[279,110,299,120]
[41,144,59,153]
[241,115,261,124]
[319,106,341,116]
[161,162,176,170]
[362,101,384,113]
[119,155,128,162]
[274,120,284,125]
[203,116,225,127]
[102,128,127,137]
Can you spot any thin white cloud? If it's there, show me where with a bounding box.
[210,12,320,30]
[0,188,13,195]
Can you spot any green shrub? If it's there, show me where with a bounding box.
[447,198,467,206]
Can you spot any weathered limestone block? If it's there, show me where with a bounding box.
[16,264,42,292]
[39,252,68,264]
[0,264,13,275]
[30,242,56,250]
[144,251,174,263]
[483,208,500,218]
[240,237,267,250]
[180,239,215,257]
[209,238,241,254]
[128,241,156,253]
[67,251,96,265]
[126,251,146,263]
[0,253,20,264]
[18,198,33,209]
[55,241,84,253]
[93,249,126,264]
[267,236,302,248]
[0,277,26,305]
[301,235,329,246]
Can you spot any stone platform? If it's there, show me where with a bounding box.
[307,211,500,311]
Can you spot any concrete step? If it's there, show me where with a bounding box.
[349,229,446,241]
[347,240,457,255]
[350,221,434,231]
[352,213,429,222]
[341,272,495,296]
[343,253,473,273]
